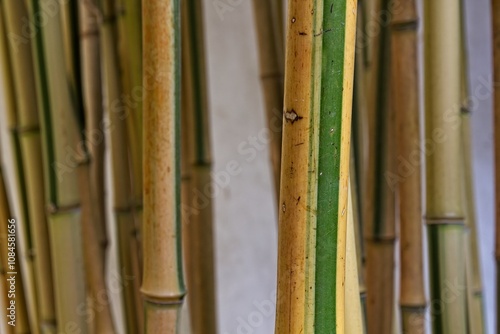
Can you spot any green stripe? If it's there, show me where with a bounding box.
[314,0,347,332]
[428,226,443,334]
[174,0,185,294]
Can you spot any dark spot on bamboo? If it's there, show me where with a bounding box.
[284,109,303,124]
[296,196,301,205]
[330,3,334,13]
[299,31,307,36]
[314,28,332,37]
[291,17,296,23]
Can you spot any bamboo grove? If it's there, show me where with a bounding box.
[0,0,496,333]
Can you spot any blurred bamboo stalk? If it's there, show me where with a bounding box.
[78,0,115,332]
[492,0,500,331]
[275,0,357,332]
[459,7,485,331]
[181,1,217,333]
[0,148,31,334]
[424,0,467,332]
[142,0,185,332]
[251,0,284,199]
[2,1,58,332]
[390,0,426,332]
[100,0,143,332]
[28,0,88,330]
[363,0,396,332]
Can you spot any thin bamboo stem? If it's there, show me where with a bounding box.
[491,0,500,331]
[423,0,467,332]
[2,1,57,332]
[252,0,284,199]
[362,0,396,332]
[390,1,426,332]
[28,0,88,331]
[275,0,357,332]
[77,1,116,332]
[100,0,143,332]
[180,1,217,333]
[142,0,185,332]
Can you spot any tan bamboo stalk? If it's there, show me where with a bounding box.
[180,1,217,333]
[78,1,115,332]
[251,0,284,199]
[100,0,143,332]
[2,1,57,332]
[492,0,500,330]
[346,176,365,334]
[0,151,31,334]
[142,0,185,332]
[390,0,426,332]
[27,0,88,330]
[116,0,144,272]
[362,0,396,332]
[423,0,467,332]
[275,0,357,331]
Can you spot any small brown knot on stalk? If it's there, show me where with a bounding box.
[284,109,303,124]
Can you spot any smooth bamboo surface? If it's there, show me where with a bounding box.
[275,0,357,332]
[181,1,217,333]
[29,0,88,331]
[142,0,185,332]
[100,0,143,332]
[424,0,467,332]
[251,0,284,199]
[391,1,426,332]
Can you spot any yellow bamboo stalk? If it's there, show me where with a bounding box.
[142,0,185,332]
[390,1,426,332]
[100,0,143,332]
[180,1,217,333]
[2,1,57,332]
[492,0,500,330]
[251,0,284,199]
[423,0,467,332]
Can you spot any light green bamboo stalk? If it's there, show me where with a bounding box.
[251,0,284,199]
[27,0,88,331]
[390,1,426,332]
[141,0,185,332]
[100,0,143,332]
[180,1,217,333]
[423,0,467,332]
[275,0,357,332]
[1,1,58,332]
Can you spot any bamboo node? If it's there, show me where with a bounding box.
[425,217,465,226]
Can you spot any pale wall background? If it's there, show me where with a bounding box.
[0,0,496,333]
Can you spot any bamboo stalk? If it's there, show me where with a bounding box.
[180,1,217,333]
[362,0,396,332]
[423,0,467,332]
[275,0,357,332]
[459,32,485,331]
[390,1,426,332]
[27,0,88,331]
[99,0,143,332]
[0,150,31,334]
[492,0,500,331]
[345,176,364,334]
[77,1,116,332]
[2,1,58,332]
[251,0,284,199]
[142,0,185,332]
